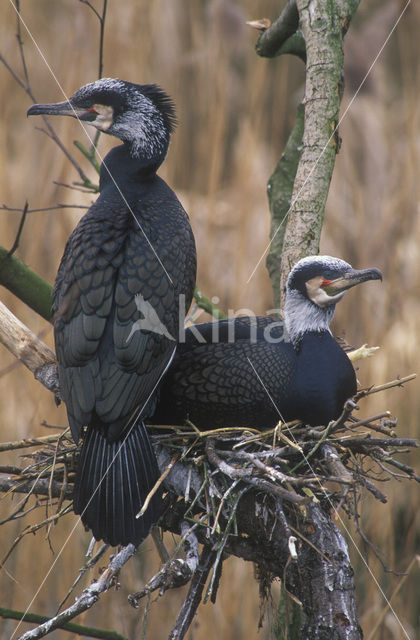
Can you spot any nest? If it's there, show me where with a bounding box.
[0,374,418,622]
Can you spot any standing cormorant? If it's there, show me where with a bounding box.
[28,78,196,546]
[152,256,381,429]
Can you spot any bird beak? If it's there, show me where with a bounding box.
[27,101,96,121]
[322,267,382,296]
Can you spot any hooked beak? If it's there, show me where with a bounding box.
[27,101,97,121]
[322,267,382,296]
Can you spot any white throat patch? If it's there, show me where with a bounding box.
[284,289,336,343]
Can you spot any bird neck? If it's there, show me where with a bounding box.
[112,108,171,166]
[284,289,335,346]
[99,144,163,189]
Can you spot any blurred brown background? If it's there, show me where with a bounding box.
[0,1,419,638]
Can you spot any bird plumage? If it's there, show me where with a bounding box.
[28,79,196,546]
[152,256,381,430]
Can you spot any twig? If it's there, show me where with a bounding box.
[168,545,217,640]
[348,413,394,434]
[7,202,29,256]
[205,439,252,478]
[0,433,68,452]
[374,456,420,482]
[0,3,91,183]
[1,505,72,571]
[340,437,418,449]
[356,374,417,398]
[17,545,136,640]
[366,555,420,640]
[216,448,317,486]
[321,444,353,484]
[15,0,29,87]
[78,0,108,159]
[72,143,101,176]
[192,288,226,319]
[137,454,179,517]
[356,476,387,503]
[0,204,88,214]
[151,527,170,563]
[128,558,194,607]
[53,179,99,193]
[56,543,110,613]
[351,487,403,576]
[128,524,201,608]
[292,399,358,471]
[97,0,108,79]
[0,474,71,500]
[0,606,128,640]
[79,0,102,22]
[244,476,308,504]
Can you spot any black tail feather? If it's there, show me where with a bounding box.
[73,421,163,546]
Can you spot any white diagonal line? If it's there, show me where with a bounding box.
[8,1,174,286]
[246,355,412,640]
[10,346,176,639]
[5,5,179,633]
[246,0,412,284]
[246,356,287,422]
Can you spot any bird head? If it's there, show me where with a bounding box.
[27,78,177,162]
[284,255,382,342]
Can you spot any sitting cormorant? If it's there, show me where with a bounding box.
[28,79,196,546]
[152,256,381,429]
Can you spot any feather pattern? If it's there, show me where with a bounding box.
[31,79,197,547]
[73,420,162,546]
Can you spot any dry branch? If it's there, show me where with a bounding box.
[128,523,200,608]
[0,301,58,394]
[16,545,136,640]
[0,606,127,640]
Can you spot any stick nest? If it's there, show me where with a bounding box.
[0,375,418,586]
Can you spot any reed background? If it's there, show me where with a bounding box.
[0,1,419,638]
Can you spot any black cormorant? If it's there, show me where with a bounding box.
[152,256,381,429]
[28,78,196,546]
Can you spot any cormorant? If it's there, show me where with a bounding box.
[28,78,196,546]
[152,256,381,429]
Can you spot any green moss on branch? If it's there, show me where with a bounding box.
[0,247,53,322]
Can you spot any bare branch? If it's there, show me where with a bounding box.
[0,204,88,213]
[16,545,136,640]
[356,374,417,397]
[168,546,217,640]
[0,474,71,499]
[7,201,29,256]
[56,542,110,613]
[0,605,128,640]
[0,301,58,394]
[0,3,93,184]
[254,1,305,61]
[0,432,67,452]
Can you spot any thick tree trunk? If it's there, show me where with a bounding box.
[158,449,363,640]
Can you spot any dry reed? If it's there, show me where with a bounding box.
[0,1,419,638]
